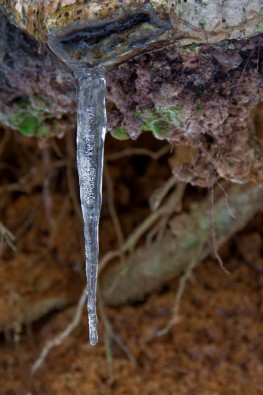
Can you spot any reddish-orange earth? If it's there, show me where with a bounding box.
[0,130,262,395]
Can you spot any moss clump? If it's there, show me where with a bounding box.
[137,106,184,140]
[111,126,130,140]
[7,95,55,138]
[9,111,47,137]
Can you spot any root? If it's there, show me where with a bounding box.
[104,163,124,248]
[149,176,177,212]
[30,182,262,372]
[31,286,87,375]
[41,147,53,227]
[0,221,16,253]
[210,185,230,275]
[31,163,133,376]
[31,285,136,377]
[157,255,199,337]
[105,145,171,162]
[216,181,236,220]
[65,131,83,223]
[102,183,262,306]
[153,181,234,336]
[98,286,136,385]
[101,180,185,265]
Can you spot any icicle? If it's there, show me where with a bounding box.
[74,67,106,345]
[46,1,172,347]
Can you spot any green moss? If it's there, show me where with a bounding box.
[111,126,130,140]
[137,106,184,140]
[140,114,170,139]
[9,111,47,137]
[7,95,54,138]
[159,107,184,127]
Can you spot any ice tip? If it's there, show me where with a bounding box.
[89,327,98,346]
[88,313,98,345]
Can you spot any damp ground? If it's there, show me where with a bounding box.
[0,130,262,395]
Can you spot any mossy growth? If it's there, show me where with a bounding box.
[9,111,47,137]
[137,106,184,140]
[8,97,53,138]
[111,126,130,140]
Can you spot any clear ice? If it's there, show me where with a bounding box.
[46,1,171,346]
[74,67,106,345]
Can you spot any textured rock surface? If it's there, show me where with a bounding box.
[0,0,262,44]
[0,0,171,42]
[1,10,263,187]
[107,39,263,186]
[171,0,263,45]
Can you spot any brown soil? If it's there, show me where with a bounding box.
[0,129,262,395]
